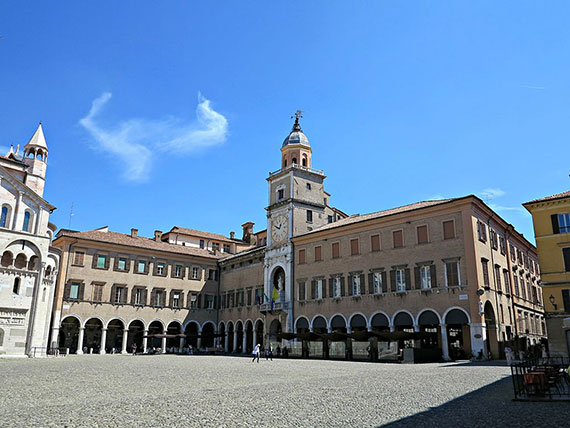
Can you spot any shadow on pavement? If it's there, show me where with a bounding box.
[378,376,569,428]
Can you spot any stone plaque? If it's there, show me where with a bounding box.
[459,294,468,300]
[0,308,27,326]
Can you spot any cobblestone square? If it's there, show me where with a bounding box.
[0,356,566,427]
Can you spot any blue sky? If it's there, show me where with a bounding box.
[1,2,569,243]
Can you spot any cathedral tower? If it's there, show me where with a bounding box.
[23,123,49,198]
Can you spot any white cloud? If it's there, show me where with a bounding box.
[489,204,525,213]
[79,92,228,182]
[479,188,506,200]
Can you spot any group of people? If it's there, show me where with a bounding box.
[251,344,275,363]
[504,344,548,365]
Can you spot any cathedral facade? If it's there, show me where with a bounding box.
[48,116,545,360]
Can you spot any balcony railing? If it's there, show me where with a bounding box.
[269,164,324,177]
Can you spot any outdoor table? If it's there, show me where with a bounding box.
[524,371,547,395]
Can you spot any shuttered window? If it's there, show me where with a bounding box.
[445,261,460,286]
[350,239,359,256]
[73,251,85,266]
[332,242,340,259]
[314,246,322,261]
[495,265,502,291]
[395,269,406,292]
[137,260,147,274]
[96,254,107,269]
[92,284,103,302]
[417,225,428,244]
[70,282,80,299]
[481,260,489,285]
[298,249,306,264]
[393,230,403,248]
[443,220,455,240]
[371,234,380,251]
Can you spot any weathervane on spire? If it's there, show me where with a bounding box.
[291,110,303,131]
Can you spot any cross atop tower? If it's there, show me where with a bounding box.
[291,110,303,131]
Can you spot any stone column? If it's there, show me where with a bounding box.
[413,324,421,348]
[77,327,85,354]
[440,324,450,361]
[143,330,148,353]
[121,329,128,354]
[12,191,23,230]
[179,336,185,353]
[34,207,43,235]
[197,329,202,350]
[224,331,229,352]
[389,325,395,332]
[161,332,167,353]
[242,332,247,354]
[251,330,256,352]
[469,322,485,359]
[232,330,237,352]
[100,328,107,354]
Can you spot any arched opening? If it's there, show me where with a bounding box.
[166,321,182,352]
[28,255,39,271]
[296,317,310,334]
[254,320,264,347]
[272,267,285,301]
[484,302,499,359]
[418,310,440,349]
[105,319,125,354]
[84,318,103,354]
[330,315,347,333]
[22,211,32,232]
[349,314,367,332]
[227,322,234,352]
[371,313,390,332]
[14,253,27,269]
[37,150,43,161]
[302,155,307,167]
[12,277,20,295]
[283,156,287,168]
[446,309,471,360]
[292,157,297,165]
[184,322,199,349]
[148,320,165,351]
[244,321,253,353]
[45,266,52,277]
[312,316,327,334]
[235,321,244,353]
[0,205,11,228]
[27,150,35,158]
[128,320,145,354]
[269,319,282,346]
[349,314,369,360]
[201,323,215,348]
[1,251,13,267]
[394,312,414,351]
[59,316,80,353]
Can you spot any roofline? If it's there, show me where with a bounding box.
[163,227,242,244]
[523,192,570,207]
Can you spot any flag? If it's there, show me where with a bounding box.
[264,293,270,303]
[272,287,280,302]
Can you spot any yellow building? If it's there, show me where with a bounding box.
[524,190,570,357]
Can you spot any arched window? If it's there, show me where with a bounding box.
[284,160,287,167]
[302,158,307,167]
[1,251,13,267]
[292,157,297,165]
[23,211,31,232]
[13,277,20,295]
[0,206,8,228]
[37,150,43,161]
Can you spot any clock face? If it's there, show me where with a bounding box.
[271,214,288,243]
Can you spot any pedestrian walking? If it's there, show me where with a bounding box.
[132,343,137,356]
[252,344,260,363]
[504,346,512,365]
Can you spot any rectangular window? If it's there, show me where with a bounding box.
[306,210,313,223]
[350,238,359,256]
[117,257,127,271]
[499,236,506,255]
[212,242,220,252]
[563,290,570,312]
[223,244,231,253]
[199,240,205,249]
[352,275,361,296]
[205,295,215,309]
[564,248,570,272]
[208,269,217,280]
[316,279,323,300]
[255,288,264,305]
[520,277,527,300]
[332,242,340,259]
[299,282,306,301]
[510,243,516,262]
[277,189,284,200]
[395,269,406,292]
[96,254,107,269]
[314,246,322,261]
[490,230,498,250]
[73,251,85,266]
[247,288,252,306]
[192,267,200,279]
[306,182,311,190]
[172,291,181,308]
[477,221,487,242]
[481,259,489,286]
[553,213,570,234]
[494,265,502,291]
[189,293,198,309]
[373,272,382,294]
[328,215,333,223]
[174,265,183,278]
[371,234,380,251]
[445,261,460,287]
[420,265,431,289]
[156,262,165,276]
[416,225,428,244]
[114,286,126,304]
[93,284,103,302]
[298,249,306,264]
[513,275,520,297]
[443,220,455,240]
[503,270,511,294]
[393,230,403,248]
[333,277,341,297]
[155,290,164,307]
[237,289,244,306]
[70,282,80,299]
[137,260,146,274]
[134,288,144,306]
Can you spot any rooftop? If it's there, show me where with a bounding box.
[524,190,570,205]
[165,226,244,243]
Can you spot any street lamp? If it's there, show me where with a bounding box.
[549,294,558,310]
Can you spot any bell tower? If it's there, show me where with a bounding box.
[23,123,49,198]
[263,112,329,336]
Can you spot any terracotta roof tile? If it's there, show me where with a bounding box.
[55,229,224,259]
[524,190,570,204]
[167,227,243,243]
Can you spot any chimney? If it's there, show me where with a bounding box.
[230,231,235,240]
[154,230,162,242]
[131,228,138,238]
[241,222,255,243]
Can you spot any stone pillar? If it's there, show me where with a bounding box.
[440,324,450,361]
[77,327,85,355]
[34,207,43,235]
[197,329,202,350]
[389,325,395,332]
[100,328,107,354]
[242,331,247,354]
[251,329,256,352]
[413,324,421,348]
[232,330,237,352]
[179,336,185,353]
[12,191,23,230]
[469,322,485,359]
[143,330,148,353]
[121,329,128,354]
[161,333,167,353]
[224,331,229,352]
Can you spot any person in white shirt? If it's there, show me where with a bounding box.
[252,344,260,363]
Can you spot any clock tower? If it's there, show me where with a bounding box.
[263,111,331,337]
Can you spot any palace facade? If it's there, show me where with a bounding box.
[0,124,59,357]
[49,116,545,360]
